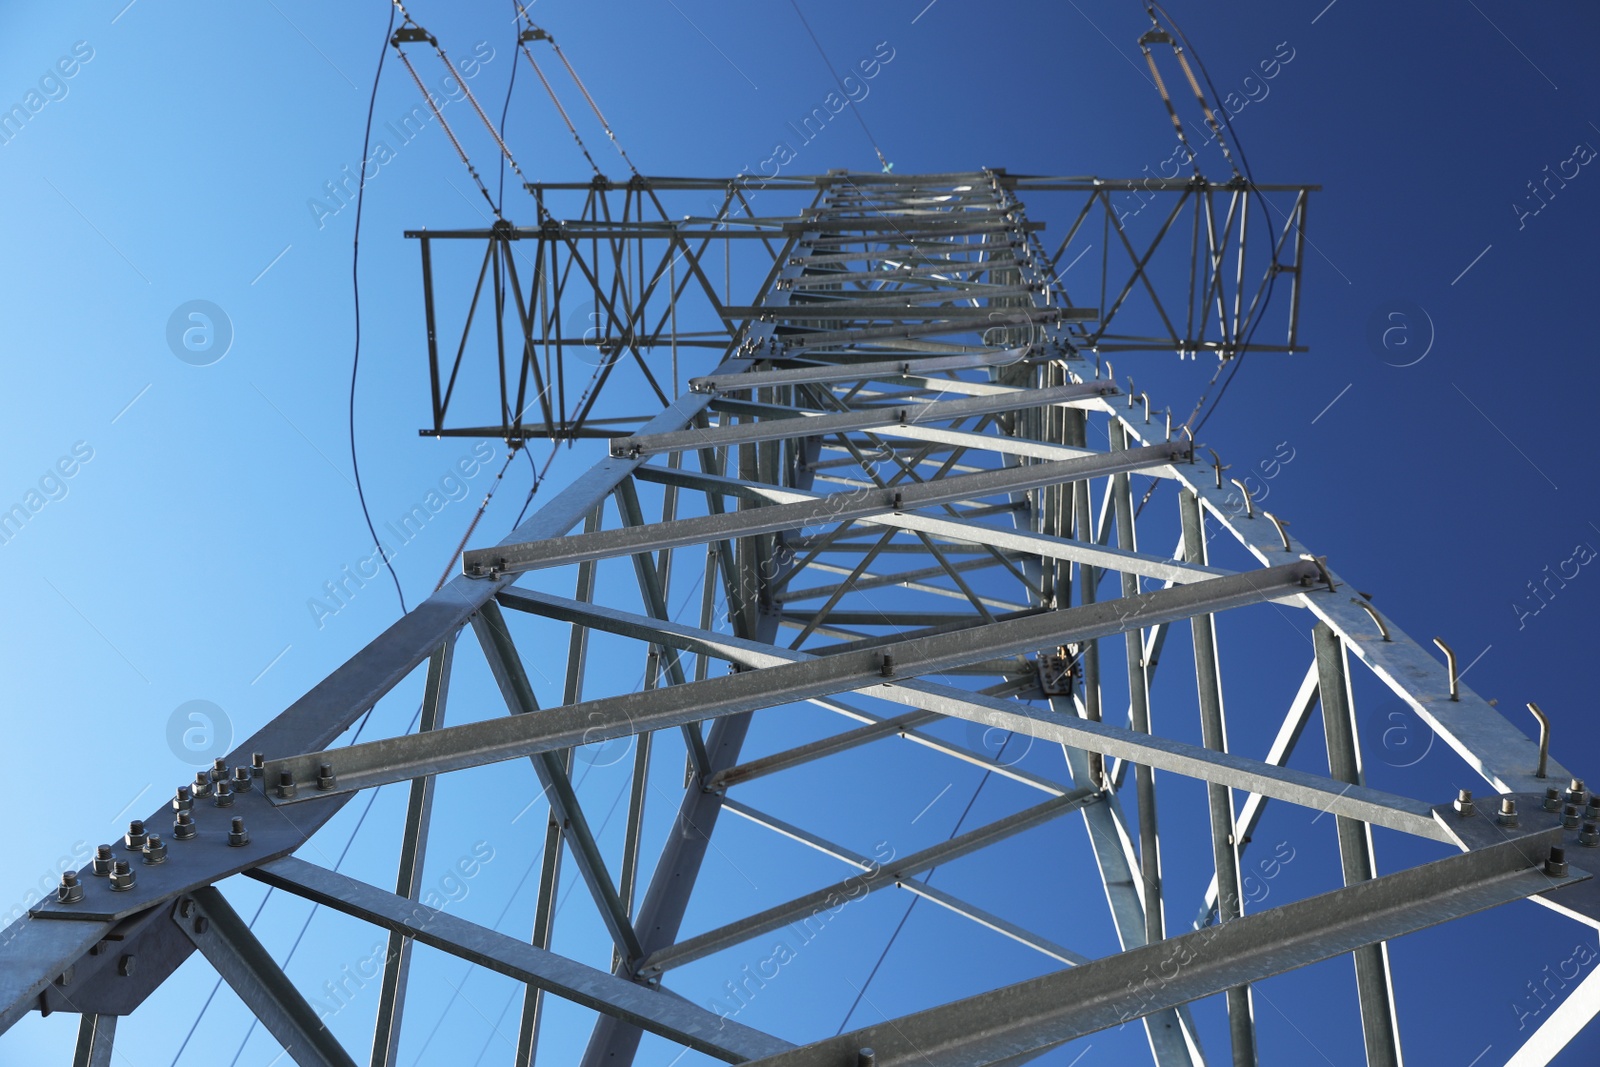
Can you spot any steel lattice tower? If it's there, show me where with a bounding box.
[4,167,1592,1067]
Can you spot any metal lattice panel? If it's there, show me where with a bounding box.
[4,170,1591,1067]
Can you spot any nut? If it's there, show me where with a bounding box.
[142,835,167,865]
[124,820,148,850]
[1453,789,1475,817]
[316,764,336,791]
[1581,822,1599,848]
[228,817,249,848]
[56,872,83,905]
[91,845,114,877]
[1497,798,1519,827]
[251,753,265,778]
[211,757,228,783]
[1545,847,1570,877]
[277,770,297,799]
[173,785,193,812]
[173,811,197,841]
[191,771,212,799]
[108,861,136,892]
[1544,788,1563,813]
[213,781,234,808]
[232,767,252,793]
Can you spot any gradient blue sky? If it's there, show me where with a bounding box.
[2,1,1598,1064]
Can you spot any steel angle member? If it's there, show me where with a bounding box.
[264,560,1319,801]
[465,440,1191,577]
[611,380,1116,458]
[740,833,1581,1067]
[688,347,1035,393]
[246,858,791,1063]
[631,465,1229,587]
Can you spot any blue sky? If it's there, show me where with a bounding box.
[2,1,1598,1064]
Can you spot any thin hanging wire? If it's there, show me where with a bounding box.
[1128,1,1285,517]
[789,0,893,173]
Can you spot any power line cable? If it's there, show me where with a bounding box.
[835,735,1013,1033]
[351,0,408,616]
[788,0,893,173]
[1143,1,1280,439]
[497,0,523,211]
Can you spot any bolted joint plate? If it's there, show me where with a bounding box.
[1435,790,1600,930]
[27,792,303,924]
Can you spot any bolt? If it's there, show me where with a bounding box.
[92,845,114,877]
[1587,796,1600,820]
[317,764,336,791]
[232,766,252,793]
[880,653,895,679]
[177,898,194,918]
[1565,804,1582,830]
[228,817,249,848]
[1582,823,1600,848]
[1454,789,1476,817]
[191,771,212,799]
[1545,847,1570,877]
[124,820,148,850]
[172,785,193,812]
[251,753,265,778]
[1498,797,1519,827]
[277,770,298,799]
[858,1050,877,1067]
[193,916,208,935]
[213,781,234,807]
[108,861,136,892]
[142,835,167,865]
[57,871,83,904]
[173,811,197,840]
[1545,787,1563,812]
[117,954,136,977]
[1570,778,1588,806]
[211,757,228,782]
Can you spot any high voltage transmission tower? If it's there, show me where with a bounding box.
[4,12,1594,1067]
